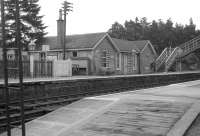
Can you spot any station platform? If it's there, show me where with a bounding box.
[2,80,200,136]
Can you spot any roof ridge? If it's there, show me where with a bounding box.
[45,32,107,38]
[67,32,106,37]
[112,38,149,42]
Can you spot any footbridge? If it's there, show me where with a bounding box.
[155,35,200,72]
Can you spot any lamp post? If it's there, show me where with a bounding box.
[62,1,72,60]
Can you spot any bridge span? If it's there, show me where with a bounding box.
[2,79,200,136]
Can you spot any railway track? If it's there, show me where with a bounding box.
[0,85,133,133]
[0,96,80,133]
[0,81,155,134]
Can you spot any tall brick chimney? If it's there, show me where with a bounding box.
[57,9,65,49]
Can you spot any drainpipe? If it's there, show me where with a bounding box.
[137,52,141,74]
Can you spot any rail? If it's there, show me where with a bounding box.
[165,47,182,71]
[179,35,200,57]
[155,48,168,71]
[155,47,174,71]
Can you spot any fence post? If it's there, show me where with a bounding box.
[51,60,53,77]
[30,55,34,77]
[68,58,72,76]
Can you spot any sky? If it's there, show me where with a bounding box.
[38,0,200,36]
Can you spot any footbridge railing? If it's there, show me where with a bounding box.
[155,35,200,72]
[165,47,182,71]
[180,35,200,57]
[155,47,174,71]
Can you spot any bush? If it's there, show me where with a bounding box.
[98,67,115,76]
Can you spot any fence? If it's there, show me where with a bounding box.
[0,60,53,78]
[0,60,30,78]
[33,61,53,78]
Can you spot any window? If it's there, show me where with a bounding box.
[116,53,121,69]
[40,52,46,60]
[116,54,120,68]
[72,51,77,57]
[7,54,14,60]
[101,50,110,68]
[133,54,137,70]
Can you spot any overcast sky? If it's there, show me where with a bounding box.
[39,0,200,36]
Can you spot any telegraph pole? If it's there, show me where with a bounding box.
[62,1,72,60]
[1,0,11,135]
[15,0,26,135]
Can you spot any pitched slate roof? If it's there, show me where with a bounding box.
[43,32,151,53]
[43,36,57,50]
[43,32,106,50]
[112,38,149,52]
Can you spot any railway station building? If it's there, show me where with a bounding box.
[32,32,157,75]
[25,11,158,76]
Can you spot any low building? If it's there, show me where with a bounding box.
[113,38,157,74]
[36,32,157,75]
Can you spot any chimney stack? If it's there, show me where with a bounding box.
[59,9,63,20]
[57,9,64,49]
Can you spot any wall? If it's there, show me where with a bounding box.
[140,44,157,74]
[93,37,118,74]
[0,71,200,103]
[53,59,72,77]
[29,52,40,60]
[66,50,92,74]
[71,58,90,75]
[46,51,59,60]
[67,50,92,59]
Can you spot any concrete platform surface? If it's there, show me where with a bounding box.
[2,80,200,136]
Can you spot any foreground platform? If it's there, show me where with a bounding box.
[2,80,200,136]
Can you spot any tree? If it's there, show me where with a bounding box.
[124,20,136,40]
[140,17,150,39]
[174,23,184,46]
[164,18,176,48]
[148,20,164,53]
[5,0,47,50]
[108,22,126,39]
[108,17,200,55]
[183,18,197,41]
[124,18,144,40]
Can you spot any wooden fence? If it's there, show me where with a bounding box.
[33,61,53,78]
[0,60,53,78]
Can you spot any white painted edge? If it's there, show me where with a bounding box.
[167,101,200,136]
[86,97,120,101]
[140,41,157,57]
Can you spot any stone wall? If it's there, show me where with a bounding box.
[0,71,200,103]
[140,44,157,74]
[93,37,118,74]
